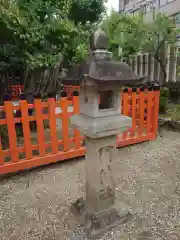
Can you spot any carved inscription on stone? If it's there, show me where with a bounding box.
[98,147,114,200]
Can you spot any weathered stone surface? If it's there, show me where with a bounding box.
[72,114,131,138]
[71,198,132,239]
[71,84,132,138]
[70,131,132,238]
[89,28,108,51]
[85,136,117,213]
[78,86,121,118]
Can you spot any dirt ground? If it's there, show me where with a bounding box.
[1,129,180,240]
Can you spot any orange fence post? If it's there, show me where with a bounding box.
[139,87,145,136]
[20,100,32,159]
[121,88,129,141]
[60,92,69,152]
[131,87,137,137]
[4,101,19,162]
[0,137,4,165]
[64,85,80,101]
[34,99,46,156]
[48,98,59,154]
[146,86,153,134]
[152,86,160,138]
[128,88,132,116]
[121,88,129,116]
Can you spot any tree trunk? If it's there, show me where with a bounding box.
[0,74,9,106]
[24,63,62,98]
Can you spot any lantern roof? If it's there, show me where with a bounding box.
[62,28,147,86]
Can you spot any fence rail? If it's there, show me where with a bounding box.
[0,87,160,174]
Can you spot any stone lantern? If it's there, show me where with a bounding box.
[63,29,147,239]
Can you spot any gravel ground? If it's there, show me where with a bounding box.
[1,129,180,240]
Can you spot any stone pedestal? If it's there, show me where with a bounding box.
[71,114,132,239]
[85,136,117,214]
[72,200,132,239]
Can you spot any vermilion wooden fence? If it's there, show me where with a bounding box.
[117,86,160,146]
[64,85,80,100]
[0,93,85,174]
[0,87,160,174]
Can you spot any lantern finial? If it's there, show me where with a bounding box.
[89,28,108,52]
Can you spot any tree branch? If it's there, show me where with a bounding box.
[154,53,167,84]
[153,38,167,85]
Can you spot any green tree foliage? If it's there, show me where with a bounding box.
[144,13,177,52]
[0,0,105,100]
[144,13,178,82]
[101,11,149,58]
[68,0,105,24]
[102,11,178,58]
[102,11,179,83]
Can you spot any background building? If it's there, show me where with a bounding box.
[119,0,180,26]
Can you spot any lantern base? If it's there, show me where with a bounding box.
[71,114,132,138]
[71,198,132,239]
